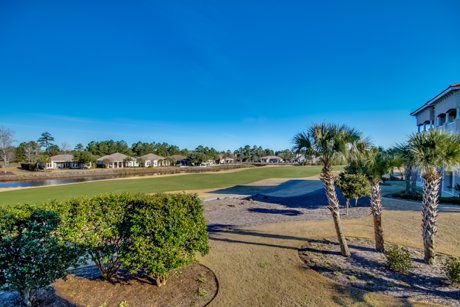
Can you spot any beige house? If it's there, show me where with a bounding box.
[140,153,170,167]
[96,153,138,168]
[260,155,284,164]
[410,82,460,196]
[46,154,84,169]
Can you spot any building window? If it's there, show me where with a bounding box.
[437,113,446,126]
[447,109,457,123]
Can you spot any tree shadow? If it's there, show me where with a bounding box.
[301,242,460,303]
[247,208,303,216]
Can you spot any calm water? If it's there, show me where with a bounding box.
[0,173,164,189]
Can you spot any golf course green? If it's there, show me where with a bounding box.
[0,165,329,206]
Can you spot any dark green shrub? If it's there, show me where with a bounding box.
[121,193,209,286]
[385,245,412,273]
[444,257,460,284]
[0,207,79,306]
[336,173,370,213]
[52,193,134,281]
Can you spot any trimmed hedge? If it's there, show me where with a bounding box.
[54,193,209,285]
[50,193,134,281]
[0,192,209,304]
[121,193,209,286]
[393,191,460,205]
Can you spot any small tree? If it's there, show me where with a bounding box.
[16,141,41,164]
[336,173,370,215]
[0,127,14,173]
[73,151,94,168]
[0,207,79,306]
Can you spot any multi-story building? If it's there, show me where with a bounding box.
[410,82,460,197]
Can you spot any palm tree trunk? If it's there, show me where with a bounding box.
[321,169,350,257]
[370,180,385,252]
[422,171,441,264]
[404,166,411,194]
[410,169,417,195]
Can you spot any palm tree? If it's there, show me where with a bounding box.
[408,130,460,264]
[294,123,361,257]
[362,147,392,252]
[292,132,313,163]
[390,144,416,194]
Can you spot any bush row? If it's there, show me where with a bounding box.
[0,193,209,306]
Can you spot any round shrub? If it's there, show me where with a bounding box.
[120,193,209,286]
[0,206,80,306]
[444,257,460,284]
[51,193,136,281]
[385,245,412,273]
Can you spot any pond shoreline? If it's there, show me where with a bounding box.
[0,164,255,183]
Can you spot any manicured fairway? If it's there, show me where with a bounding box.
[0,165,327,206]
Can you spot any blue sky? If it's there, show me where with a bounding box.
[1,0,459,150]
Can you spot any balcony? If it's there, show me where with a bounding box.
[435,119,460,134]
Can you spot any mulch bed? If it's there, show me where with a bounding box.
[1,263,218,307]
[299,237,460,306]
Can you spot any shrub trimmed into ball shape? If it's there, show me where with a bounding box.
[121,193,209,286]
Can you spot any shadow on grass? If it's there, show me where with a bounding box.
[247,208,303,216]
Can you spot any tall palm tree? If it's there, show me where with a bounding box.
[362,147,392,252]
[294,123,361,257]
[408,130,460,264]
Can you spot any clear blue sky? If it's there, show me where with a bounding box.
[1,0,459,150]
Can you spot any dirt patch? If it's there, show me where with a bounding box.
[2,263,218,307]
[299,237,460,306]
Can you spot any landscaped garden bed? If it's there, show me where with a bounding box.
[299,237,460,306]
[0,193,211,306]
[1,263,217,307]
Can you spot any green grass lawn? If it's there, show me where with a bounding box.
[0,165,331,206]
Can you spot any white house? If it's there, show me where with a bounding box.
[260,155,284,164]
[410,82,460,196]
[218,154,235,164]
[46,154,84,169]
[96,153,138,168]
[140,153,170,167]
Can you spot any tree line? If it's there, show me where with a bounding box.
[0,128,299,171]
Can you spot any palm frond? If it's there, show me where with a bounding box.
[408,130,460,175]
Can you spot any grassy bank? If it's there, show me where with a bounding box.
[0,165,328,206]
